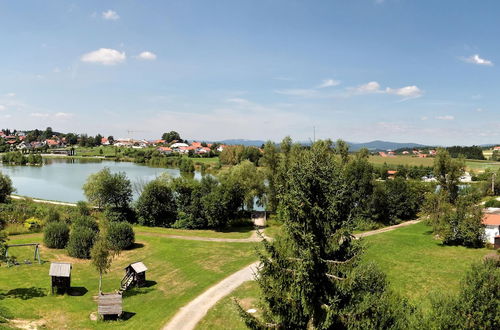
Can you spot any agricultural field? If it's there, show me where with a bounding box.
[198,222,491,328]
[0,230,257,329]
[369,155,500,172]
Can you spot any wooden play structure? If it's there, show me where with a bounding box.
[120,262,148,292]
[4,243,41,265]
[98,293,123,319]
[49,262,72,294]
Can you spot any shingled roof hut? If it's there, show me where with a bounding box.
[49,262,72,294]
[121,262,148,290]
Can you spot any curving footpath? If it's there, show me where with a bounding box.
[163,261,260,330]
[162,220,422,330]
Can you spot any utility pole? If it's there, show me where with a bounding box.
[313,126,316,143]
[492,172,496,195]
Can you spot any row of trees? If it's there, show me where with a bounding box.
[82,162,265,229]
[1,151,43,165]
[446,145,485,160]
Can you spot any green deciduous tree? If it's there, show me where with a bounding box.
[83,168,133,209]
[136,177,176,227]
[162,131,181,143]
[91,238,113,293]
[433,148,465,203]
[0,172,14,203]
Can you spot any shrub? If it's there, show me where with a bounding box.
[44,222,70,249]
[484,198,500,208]
[23,217,44,232]
[67,228,96,259]
[71,216,99,233]
[76,201,91,216]
[106,221,135,251]
[45,208,61,223]
[104,206,136,223]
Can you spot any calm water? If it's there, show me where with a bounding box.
[0,158,201,203]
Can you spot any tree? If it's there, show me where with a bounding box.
[91,238,113,293]
[239,140,411,328]
[44,222,70,249]
[83,168,133,209]
[136,177,177,227]
[219,160,265,210]
[67,228,96,259]
[162,131,181,143]
[433,148,465,203]
[105,221,135,251]
[0,172,14,203]
[260,141,280,212]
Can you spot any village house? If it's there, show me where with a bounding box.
[157,146,172,155]
[482,212,500,247]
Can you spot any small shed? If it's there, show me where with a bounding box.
[123,262,148,289]
[98,293,123,318]
[49,262,72,294]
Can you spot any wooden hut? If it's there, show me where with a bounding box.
[49,262,72,294]
[121,262,147,290]
[98,293,122,319]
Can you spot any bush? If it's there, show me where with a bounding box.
[71,216,99,233]
[104,206,136,223]
[484,198,500,208]
[67,228,96,259]
[45,208,61,223]
[0,172,14,203]
[76,201,91,216]
[23,217,44,232]
[44,222,70,249]
[106,221,135,251]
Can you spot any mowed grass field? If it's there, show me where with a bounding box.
[198,222,491,328]
[0,230,257,329]
[369,155,500,172]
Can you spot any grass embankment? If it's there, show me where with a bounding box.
[0,230,257,329]
[198,222,491,328]
[134,224,254,239]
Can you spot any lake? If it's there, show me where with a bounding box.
[0,158,202,203]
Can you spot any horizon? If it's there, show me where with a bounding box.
[1,1,500,144]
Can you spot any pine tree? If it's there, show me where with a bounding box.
[239,140,412,329]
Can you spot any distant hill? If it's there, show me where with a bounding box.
[347,140,427,151]
[217,139,267,147]
[214,139,427,151]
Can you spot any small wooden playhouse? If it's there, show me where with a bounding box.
[121,262,148,291]
[49,262,72,294]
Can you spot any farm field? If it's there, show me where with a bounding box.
[369,155,500,172]
[0,231,257,329]
[198,222,491,328]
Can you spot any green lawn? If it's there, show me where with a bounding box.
[196,281,259,330]
[133,224,254,239]
[199,222,491,327]
[362,222,490,309]
[369,155,500,172]
[0,231,257,329]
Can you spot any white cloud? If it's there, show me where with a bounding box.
[0,105,5,111]
[6,92,15,97]
[385,85,422,98]
[317,79,340,88]
[353,81,382,94]
[226,98,251,105]
[102,10,119,20]
[435,115,454,120]
[54,112,74,118]
[81,48,126,65]
[274,89,319,97]
[136,51,157,61]
[421,116,428,120]
[475,108,484,112]
[463,54,493,66]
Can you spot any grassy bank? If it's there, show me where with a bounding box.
[198,222,491,328]
[0,231,257,329]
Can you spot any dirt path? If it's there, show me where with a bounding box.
[163,219,422,330]
[163,262,260,330]
[354,220,421,238]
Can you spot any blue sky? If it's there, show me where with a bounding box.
[0,0,499,144]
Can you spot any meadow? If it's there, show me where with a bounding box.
[0,230,257,329]
[197,222,491,329]
[369,155,500,172]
